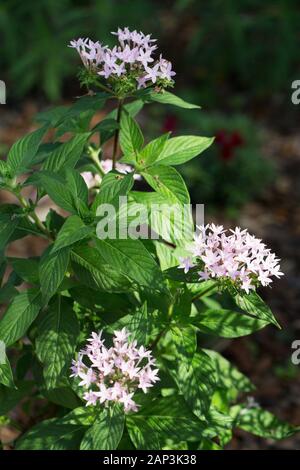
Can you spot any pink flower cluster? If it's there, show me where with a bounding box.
[69,27,175,88]
[179,224,283,293]
[70,328,159,413]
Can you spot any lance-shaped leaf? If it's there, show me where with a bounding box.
[36,170,88,215]
[0,381,33,415]
[0,289,42,346]
[204,349,254,393]
[120,112,144,156]
[154,135,214,166]
[0,213,19,250]
[71,245,132,292]
[35,106,68,127]
[6,125,48,175]
[234,291,280,328]
[36,297,79,389]
[127,395,205,450]
[128,302,150,345]
[11,257,39,284]
[142,165,190,205]
[51,215,93,254]
[137,133,170,167]
[95,238,163,289]
[230,405,299,440]
[57,92,108,123]
[43,133,90,172]
[80,405,124,450]
[168,350,217,418]
[142,90,200,109]
[16,407,94,450]
[0,340,15,388]
[39,247,70,302]
[169,325,196,362]
[194,309,269,338]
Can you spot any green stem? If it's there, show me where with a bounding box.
[15,191,52,239]
[88,147,105,177]
[112,99,123,169]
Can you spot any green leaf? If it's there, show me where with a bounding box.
[91,171,134,214]
[51,216,93,254]
[0,381,33,414]
[71,245,132,292]
[142,165,190,205]
[0,340,15,388]
[42,386,81,409]
[170,325,196,362]
[128,302,150,345]
[58,93,108,122]
[80,405,124,450]
[155,135,214,166]
[194,309,269,338]
[168,350,217,418]
[0,213,19,249]
[230,405,299,440]
[6,125,48,175]
[11,257,39,284]
[39,247,70,302]
[37,171,77,213]
[16,407,93,450]
[65,170,89,208]
[36,297,79,389]
[35,106,68,127]
[92,118,119,143]
[95,238,163,289]
[129,190,194,247]
[235,291,280,328]
[120,112,144,156]
[127,395,205,450]
[55,111,94,138]
[143,90,200,109]
[36,170,88,215]
[107,100,144,119]
[0,289,42,346]
[204,349,254,393]
[43,133,90,172]
[138,133,170,166]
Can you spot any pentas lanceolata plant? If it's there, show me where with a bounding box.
[0,27,298,450]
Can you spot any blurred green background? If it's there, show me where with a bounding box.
[2,0,300,214]
[1,0,299,107]
[1,0,300,449]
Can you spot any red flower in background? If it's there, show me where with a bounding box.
[215,129,244,161]
[162,114,178,133]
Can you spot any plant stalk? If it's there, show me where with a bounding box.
[15,192,52,239]
[112,99,123,169]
